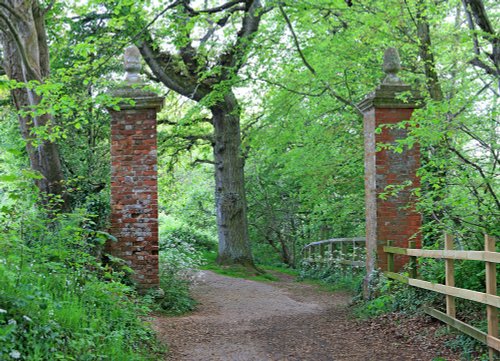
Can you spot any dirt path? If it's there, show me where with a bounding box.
[152,271,456,361]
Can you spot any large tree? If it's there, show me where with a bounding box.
[0,0,67,209]
[135,0,268,268]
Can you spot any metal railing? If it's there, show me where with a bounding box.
[303,237,366,268]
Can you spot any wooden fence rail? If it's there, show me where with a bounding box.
[303,237,366,268]
[384,234,499,360]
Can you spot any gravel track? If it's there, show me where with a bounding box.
[152,271,458,361]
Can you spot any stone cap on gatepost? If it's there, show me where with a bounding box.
[109,45,164,111]
[357,47,422,112]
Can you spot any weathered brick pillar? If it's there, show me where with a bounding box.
[358,48,423,278]
[107,46,164,292]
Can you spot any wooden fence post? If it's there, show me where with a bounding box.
[445,234,456,329]
[387,240,394,273]
[408,240,418,278]
[328,243,333,266]
[320,243,325,264]
[485,234,498,360]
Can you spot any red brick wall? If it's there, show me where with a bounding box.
[374,108,422,272]
[108,107,159,290]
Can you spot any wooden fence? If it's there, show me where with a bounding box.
[384,234,499,360]
[303,237,365,268]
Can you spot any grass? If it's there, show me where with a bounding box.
[0,235,165,360]
[299,277,358,293]
[200,250,299,282]
[0,257,164,360]
[199,249,364,298]
[261,264,299,276]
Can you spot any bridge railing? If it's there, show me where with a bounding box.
[302,237,366,268]
[384,234,499,360]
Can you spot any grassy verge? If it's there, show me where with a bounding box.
[299,277,361,293]
[199,251,298,282]
[0,212,165,360]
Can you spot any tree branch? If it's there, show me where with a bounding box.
[192,158,215,166]
[278,4,362,115]
[183,134,214,143]
[462,0,499,81]
[279,4,316,76]
[184,0,245,15]
[252,77,328,97]
[451,80,493,118]
[447,143,500,211]
[0,12,41,81]
[469,57,499,77]
[219,0,264,77]
[461,0,480,56]
[458,124,500,165]
[0,2,23,22]
[139,38,206,100]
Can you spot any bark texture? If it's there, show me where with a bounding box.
[416,1,443,101]
[211,92,253,265]
[0,0,67,208]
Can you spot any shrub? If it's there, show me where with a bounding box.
[159,214,216,252]
[298,252,365,293]
[154,214,207,315]
[0,208,163,360]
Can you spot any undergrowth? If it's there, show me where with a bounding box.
[156,214,209,315]
[352,269,490,360]
[298,254,365,293]
[0,209,164,361]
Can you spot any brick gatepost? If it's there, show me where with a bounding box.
[358,48,423,282]
[107,46,164,292]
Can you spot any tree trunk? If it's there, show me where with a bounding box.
[211,92,255,268]
[278,236,292,266]
[137,0,264,268]
[416,0,443,101]
[0,0,68,210]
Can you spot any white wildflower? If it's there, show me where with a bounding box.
[7,319,16,325]
[0,309,7,314]
[23,315,32,322]
[9,350,21,359]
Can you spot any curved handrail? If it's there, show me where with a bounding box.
[302,237,366,268]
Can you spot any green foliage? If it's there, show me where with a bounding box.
[154,214,209,315]
[156,268,197,316]
[418,257,488,293]
[351,268,441,318]
[354,269,489,358]
[298,262,365,293]
[0,209,163,361]
[159,214,217,253]
[445,331,490,361]
[0,114,162,359]
[251,243,291,268]
[2,0,496,357]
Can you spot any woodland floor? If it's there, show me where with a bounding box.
[152,271,461,361]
